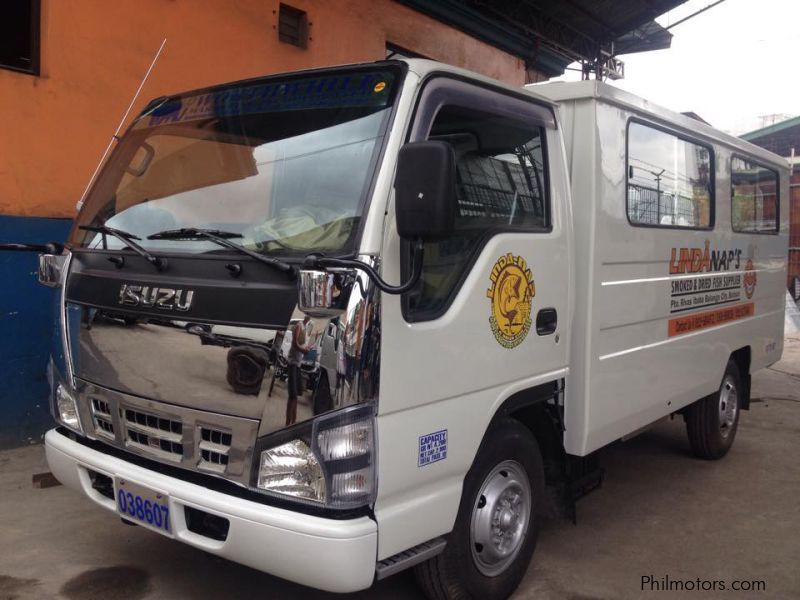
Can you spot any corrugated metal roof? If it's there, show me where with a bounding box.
[741,115,800,141]
[396,0,688,76]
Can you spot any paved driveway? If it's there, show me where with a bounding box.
[2,341,800,599]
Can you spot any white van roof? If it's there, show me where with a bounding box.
[532,79,788,169]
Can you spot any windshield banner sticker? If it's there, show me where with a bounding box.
[667,241,756,337]
[146,71,394,127]
[487,253,536,349]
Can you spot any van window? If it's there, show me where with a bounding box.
[731,156,779,233]
[404,104,549,320]
[626,122,713,229]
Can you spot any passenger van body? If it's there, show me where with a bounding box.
[5,60,787,598]
[536,80,787,457]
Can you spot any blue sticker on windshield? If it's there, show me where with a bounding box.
[418,430,448,467]
[146,71,395,127]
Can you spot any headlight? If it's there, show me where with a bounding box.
[56,383,83,434]
[253,404,376,509]
[257,439,325,501]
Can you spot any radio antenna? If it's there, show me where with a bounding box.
[76,38,167,211]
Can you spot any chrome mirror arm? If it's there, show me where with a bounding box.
[304,239,424,295]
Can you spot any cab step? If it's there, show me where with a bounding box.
[375,537,447,580]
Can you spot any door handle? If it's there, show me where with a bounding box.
[536,308,557,335]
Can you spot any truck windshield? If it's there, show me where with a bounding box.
[72,66,401,257]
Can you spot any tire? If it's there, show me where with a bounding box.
[414,418,545,600]
[225,347,269,395]
[685,360,741,460]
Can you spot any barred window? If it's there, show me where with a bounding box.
[278,4,308,49]
[455,146,546,225]
[731,156,778,233]
[0,0,40,75]
[627,122,713,229]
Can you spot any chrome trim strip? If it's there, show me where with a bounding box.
[601,267,782,287]
[124,421,183,443]
[60,252,75,390]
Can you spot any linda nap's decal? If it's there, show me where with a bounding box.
[418,430,448,467]
[487,253,536,348]
[667,241,756,336]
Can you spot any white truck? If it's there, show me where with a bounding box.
[7,59,788,598]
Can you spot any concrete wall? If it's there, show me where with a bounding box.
[1,0,528,218]
[0,216,71,448]
[0,0,529,447]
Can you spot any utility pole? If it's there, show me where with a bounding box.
[652,168,666,223]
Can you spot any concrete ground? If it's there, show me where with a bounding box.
[2,343,800,600]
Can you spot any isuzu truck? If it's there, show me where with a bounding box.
[4,59,788,599]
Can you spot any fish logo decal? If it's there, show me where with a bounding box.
[487,253,535,348]
[743,259,757,299]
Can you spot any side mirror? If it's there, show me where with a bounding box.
[38,253,68,288]
[394,141,457,241]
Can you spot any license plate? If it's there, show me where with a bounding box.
[115,478,172,536]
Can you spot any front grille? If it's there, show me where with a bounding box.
[198,427,232,472]
[125,409,182,435]
[76,381,260,484]
[90,398,114,438]
[124,408,184,462]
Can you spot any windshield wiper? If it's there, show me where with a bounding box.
[148,228,296,278]
[80,225,167,271]
[149,228,243,240]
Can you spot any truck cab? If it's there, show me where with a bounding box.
[7,59,788,599]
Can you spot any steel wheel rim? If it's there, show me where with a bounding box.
[469,460,531,577]
[718,375,738,439]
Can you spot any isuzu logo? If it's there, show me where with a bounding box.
[118,284,194,311]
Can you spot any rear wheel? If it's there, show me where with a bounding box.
[415,419,544,600]
[685,360,741,459]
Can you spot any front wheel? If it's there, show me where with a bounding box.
[415,419,544,600]
[685,360,741,460]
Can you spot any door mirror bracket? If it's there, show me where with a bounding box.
[304,239,424,296]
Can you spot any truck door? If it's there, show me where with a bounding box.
[374,76,572,558]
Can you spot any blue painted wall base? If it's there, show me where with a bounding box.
[0,215,72,449]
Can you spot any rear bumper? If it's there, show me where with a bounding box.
[45,428,378,593]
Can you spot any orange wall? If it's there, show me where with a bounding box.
[0,0,527,218]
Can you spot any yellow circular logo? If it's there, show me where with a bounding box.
[373,81,386,93]
[487,253,535,348]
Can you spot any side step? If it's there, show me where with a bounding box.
[375,537,447,580]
